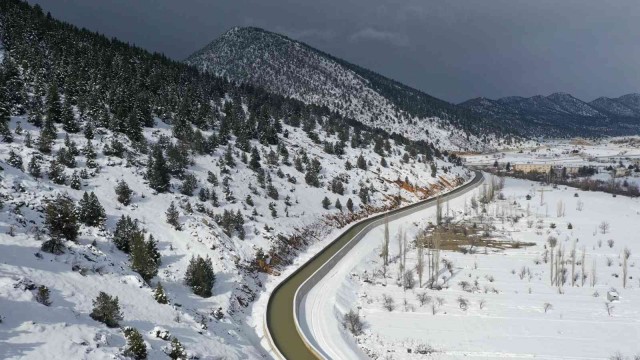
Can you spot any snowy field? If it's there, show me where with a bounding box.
[463,137,640,168]
[305,174,640,359]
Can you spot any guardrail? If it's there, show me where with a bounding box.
[265,171,484,359]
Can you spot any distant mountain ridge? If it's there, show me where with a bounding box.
[459,92,640,137]
[187,26,639,139]
[186,27,516,150]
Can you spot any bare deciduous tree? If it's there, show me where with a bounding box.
[623,248,631,288]
[605,302,614,316]
[343,309,364,336]
[543,302,553,313]
[382,215,390,267]
[416,292,431,306]
[556,200,565,217]
[382,294,395,312]
[548,236,558,285]
[403,269,416,290]
[599,221,610,234]
[581,246,586,287]
[403,298,415,312]
[457,296,469,311]
[416,234,425,287]
[571,240,577,287]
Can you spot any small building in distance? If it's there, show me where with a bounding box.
[615,168,630,177]
[512,163,552,174]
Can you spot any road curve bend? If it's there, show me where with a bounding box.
[265,171,484,359]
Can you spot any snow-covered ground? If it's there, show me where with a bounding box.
[304,174,640,359]
[0,109,468,359]
[299,174,484,359]
[463,137,640,168]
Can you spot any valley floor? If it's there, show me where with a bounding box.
[306,175,640,359]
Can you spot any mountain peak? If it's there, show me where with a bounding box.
[185,27,504,149]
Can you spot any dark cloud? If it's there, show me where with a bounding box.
[28,0,640,103]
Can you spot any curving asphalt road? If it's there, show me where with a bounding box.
[265,171,484,360]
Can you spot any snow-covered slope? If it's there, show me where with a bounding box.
[0,111,470,359]
[0,2,477,358]
[590,97,638,117]
[186,27,516,151]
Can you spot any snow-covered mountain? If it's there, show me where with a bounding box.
[0,2,472,359]
[186,27,517,151]
[590,94,640,118]
[460,92,640,137]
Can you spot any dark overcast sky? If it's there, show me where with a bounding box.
[28,0,640,103]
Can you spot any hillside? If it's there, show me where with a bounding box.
[0,1,470,359]
[460,92,640,137]
[186,27,518,151]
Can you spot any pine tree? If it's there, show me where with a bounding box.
[37,133,53,154]
[335,198,342,211]
[24,131,32,147]
[305,158,321,187]
[84,140,98,168]
[61,99,79,133]
[269,202,277,218]
[198,187,209,202]
[83,121,94,140]
[27,95,44,127]
[123,327,147,360]
[322,196,331,209]
[113,215,142,253]
[357,154,367,170]
[56,147,76,168]
[130,233,159,282]
[77,192,106,227]
[46,84,63,124]
[35,285,52,306]
[28,155,41,178]
[146,234,161,265]
[48,159,66,184]
[210,188,219,207]
[359,187,370,204]
[6,150,23,170]
[168,337,187,360]
[65,134,79,156]
[154,282,169,304]
[115,180,133,205]
[206,171,218,186]
[224,143,235,168]
[166,201,180,230]
[180,174,197,196]
[90,292,123,328]
[0,82,14,143]
[44,193,79,242]
[345,160,353,170]
[249,147,261,170]
[184,255,215,298]
[147,146,170,193]
[347,198,354,212]
[69,171,81,190]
